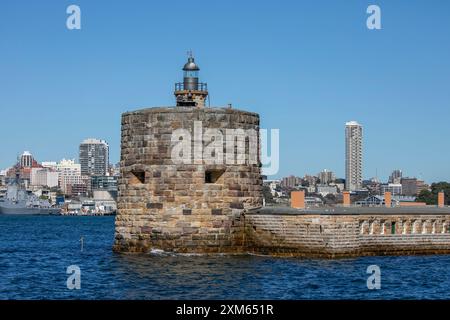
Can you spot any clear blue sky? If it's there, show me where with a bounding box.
[1,0,449,183]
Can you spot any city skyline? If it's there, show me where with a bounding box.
[1,1,450,182]
[0,129,444,185]
[0,146,437,186]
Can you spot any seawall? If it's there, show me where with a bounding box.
[242,207,450,258]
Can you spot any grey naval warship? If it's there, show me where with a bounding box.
[0,184,60,215]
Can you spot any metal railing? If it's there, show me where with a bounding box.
[175,82,208,91]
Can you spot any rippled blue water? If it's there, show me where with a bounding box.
[0,215,449,300]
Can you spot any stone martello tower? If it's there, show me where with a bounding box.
[114,55,263,254]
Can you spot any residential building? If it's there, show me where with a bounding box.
[316,184,338,197]
[318,169,336,185]
[345,121,363,191]
[303,175,318,187]
[389,169,403,184]
[67,183,89,197]
[0,169,6,186]
[30,168,59,188]
[380,183,403,196]
[401,177,428,196]
[79,138,110,176]
[91,175,118,192]
[57,159,82,194]
[41,161,58,171]
[20,151,34,168]
[281,175,302,189]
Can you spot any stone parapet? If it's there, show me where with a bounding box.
[243,210,450,258]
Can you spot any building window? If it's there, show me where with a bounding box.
[391,222,396,235]
[130,170,145,184]
[205,169,225,184]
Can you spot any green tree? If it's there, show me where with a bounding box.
[416,189,435,205]
[416,182,450,205]
[324,194,336,205]
[262,185,275,204]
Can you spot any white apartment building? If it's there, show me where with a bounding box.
[345,121,363,191]
[318,169,336,185]
[42,161,58,171]
[316,185,338,197]
[30,168,59,188]
[57,159,83,193]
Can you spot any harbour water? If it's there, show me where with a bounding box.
[1,215,449,300]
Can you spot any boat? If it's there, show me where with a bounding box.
[0,184,61,215]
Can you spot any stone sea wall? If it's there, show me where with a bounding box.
[243,213,450,257]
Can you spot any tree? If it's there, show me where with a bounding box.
[416,189,435,205]
[262,185,275,204]
[324,194,337,205]
[416,182,450,205]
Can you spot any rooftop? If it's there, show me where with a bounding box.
[81,138,108,145]
[345,121,361,126]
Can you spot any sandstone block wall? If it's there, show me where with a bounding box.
[114,107,262,253]
[243,213,450,257]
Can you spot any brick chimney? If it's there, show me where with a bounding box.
[343,191,351,207]
[291,190,305,209]
[384,192,392,208]
[438,192,445,208]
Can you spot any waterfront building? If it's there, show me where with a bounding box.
[30,168,59,188]
[91,175,118,194]
[66,183,89,197]
[79,138,110,176]
[345,121,363,191]
[93,190,117,213]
